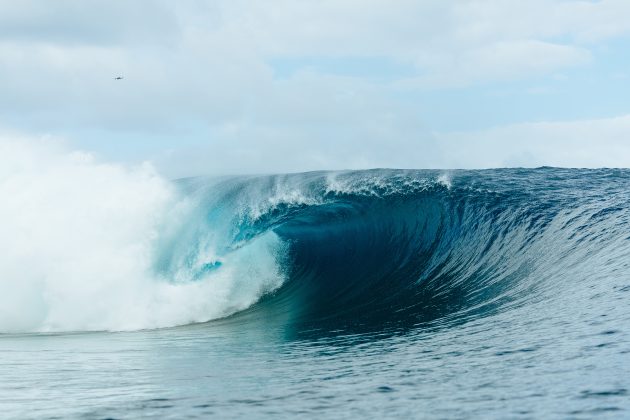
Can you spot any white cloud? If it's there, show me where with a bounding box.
[151,114,630,177]
[450,0,630,43]
[435,115,630,168]
[400,40,591,89]
[1,0,630,173]
[1,0,625,110]
[3,111,630,178]
[0,1,178,45]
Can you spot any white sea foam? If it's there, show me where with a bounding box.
[437,172,452,189]
[0,136,284,332]
[325,170,438,197]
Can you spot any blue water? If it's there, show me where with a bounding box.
[2,168,630,418]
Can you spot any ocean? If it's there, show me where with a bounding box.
[1,168,629,418]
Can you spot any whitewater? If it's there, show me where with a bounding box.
[0,139,286,332]
[1,139,629,418]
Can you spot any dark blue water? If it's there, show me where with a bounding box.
[2,168,630,418]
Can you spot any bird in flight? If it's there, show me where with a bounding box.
[114,76,123,80]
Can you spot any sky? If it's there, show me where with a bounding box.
[1,0,630,177]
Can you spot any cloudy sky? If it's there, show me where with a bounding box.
[1,0,630,176]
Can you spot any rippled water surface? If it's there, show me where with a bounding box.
[1,168,630,418]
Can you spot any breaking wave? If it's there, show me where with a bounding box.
[2,139,629,333]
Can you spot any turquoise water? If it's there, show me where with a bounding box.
[2,169,630,418]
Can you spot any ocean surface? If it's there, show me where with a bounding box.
[1,168,630,419]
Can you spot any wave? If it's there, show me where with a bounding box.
[2,139,629,333]
[222,168,630,335]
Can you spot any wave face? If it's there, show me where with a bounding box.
[212,168,630,335]
[2,143,630,334]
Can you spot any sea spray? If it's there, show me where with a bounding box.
[0,138,285,332]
